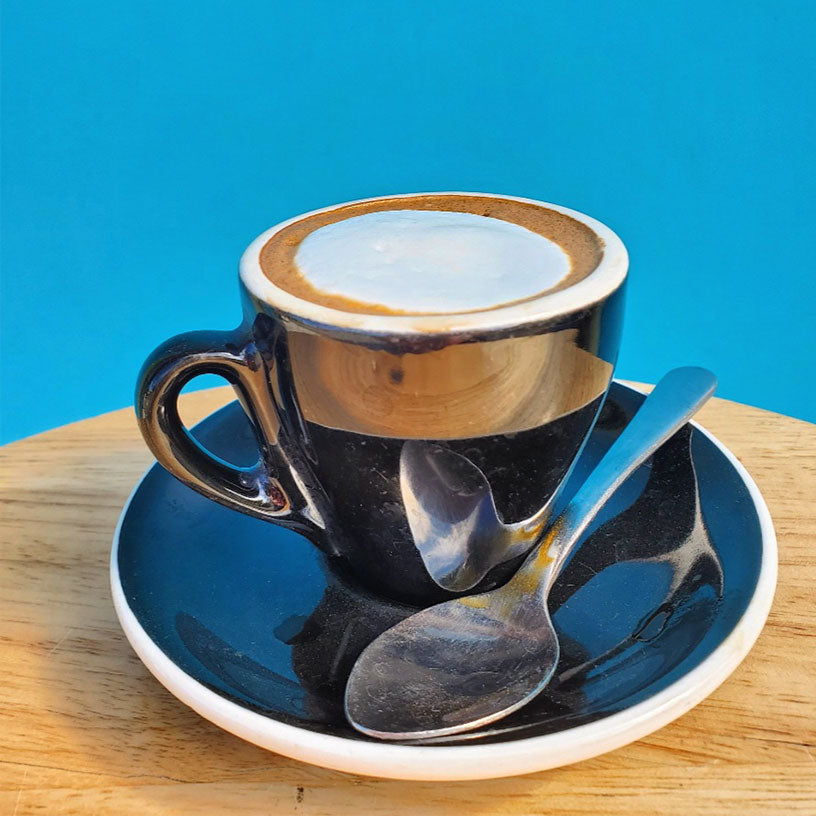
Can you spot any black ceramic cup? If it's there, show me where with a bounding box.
[136,193,627,605]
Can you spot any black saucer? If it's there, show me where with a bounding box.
[111,382,775,779]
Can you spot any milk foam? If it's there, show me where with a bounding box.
[293,210,571,313]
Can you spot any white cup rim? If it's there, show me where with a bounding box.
[239,192,628,337]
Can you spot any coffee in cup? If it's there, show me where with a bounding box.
[257,193,603,314]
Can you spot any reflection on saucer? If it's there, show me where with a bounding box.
[175,415,723,744]
[175,571,414,730]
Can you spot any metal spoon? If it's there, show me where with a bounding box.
[400,440,550,592]
[345,367,717,740]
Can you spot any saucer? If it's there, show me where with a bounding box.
[111,382,776,781]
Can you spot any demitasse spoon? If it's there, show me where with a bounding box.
[400,441,553,592]
[345,367,717,740]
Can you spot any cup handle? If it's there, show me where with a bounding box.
[135,327,324,533]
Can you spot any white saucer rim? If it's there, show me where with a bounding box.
[110,382,777,781]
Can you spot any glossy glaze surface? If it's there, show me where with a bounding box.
[137,282,624,605]
[136,194,626,605]
[119,383,763,745]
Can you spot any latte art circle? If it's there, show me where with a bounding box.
[293,210,572,314]
[252,193,615,320]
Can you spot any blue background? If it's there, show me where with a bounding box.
[2,1,814,443]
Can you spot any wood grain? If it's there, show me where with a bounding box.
[1,386,814,815]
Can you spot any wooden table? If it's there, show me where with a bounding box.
[2,386,814,815]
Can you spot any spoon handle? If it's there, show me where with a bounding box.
[535,367,717,583]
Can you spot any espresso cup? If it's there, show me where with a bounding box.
[136,193,627,605]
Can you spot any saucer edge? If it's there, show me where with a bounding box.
[109,384,777,781]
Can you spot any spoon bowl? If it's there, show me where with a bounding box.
[400,440,546,592]
[346,581,558,739]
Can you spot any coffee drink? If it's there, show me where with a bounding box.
[258,194,604,315]
[137,193,627,604]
